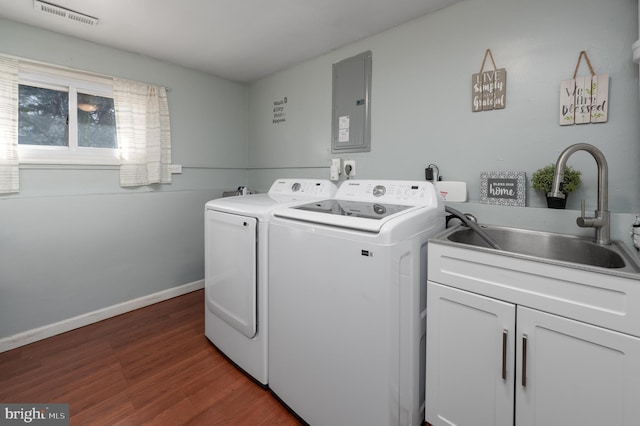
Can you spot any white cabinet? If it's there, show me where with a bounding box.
[426,282,640,426]
[426,283,515,426]
[516,306,640,426]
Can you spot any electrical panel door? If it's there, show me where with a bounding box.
[332,51,372,153]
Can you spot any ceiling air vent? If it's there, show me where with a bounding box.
[34,0,98,26]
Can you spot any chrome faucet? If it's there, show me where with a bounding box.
[548,143,610,245]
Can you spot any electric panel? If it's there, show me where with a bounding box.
[331,51,372,153]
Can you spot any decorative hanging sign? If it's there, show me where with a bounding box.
[559,51,608,125]
[472,49,507,112]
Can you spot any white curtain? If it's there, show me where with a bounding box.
[0,56,19,193]
[113,78,171,187]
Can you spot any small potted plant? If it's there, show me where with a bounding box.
[531,164,582,209]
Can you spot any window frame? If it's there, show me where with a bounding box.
[18,62,119,166]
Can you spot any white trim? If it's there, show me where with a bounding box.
[18,145,120,165]
[20,64,113,96]
[0,279,204,353]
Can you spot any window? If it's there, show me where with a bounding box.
[18,85,68,146]
[17,63,118,165]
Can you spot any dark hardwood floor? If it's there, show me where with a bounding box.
[0,289,300,425]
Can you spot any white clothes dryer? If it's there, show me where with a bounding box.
[204,178,337,385]
[268,180,445,425]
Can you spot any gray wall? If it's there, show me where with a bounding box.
[248,0,640,240]
[0,18,248,338]
[2,0,640,340]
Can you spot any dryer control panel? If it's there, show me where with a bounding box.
[269,179,337,197]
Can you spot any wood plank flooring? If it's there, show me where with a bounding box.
[0,289,301,425]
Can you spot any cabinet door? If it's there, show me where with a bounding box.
[426,282,516,426]
[516,306,640,426]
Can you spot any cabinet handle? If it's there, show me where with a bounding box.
[502,329,508,380]
[521,334,528,387]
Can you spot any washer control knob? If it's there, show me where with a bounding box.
[373,185,386,197]
[373,204,386,215]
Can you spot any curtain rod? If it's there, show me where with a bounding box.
[0,51,171,91]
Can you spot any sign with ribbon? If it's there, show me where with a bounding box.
[559,51,609,125]
[472,49,507,112]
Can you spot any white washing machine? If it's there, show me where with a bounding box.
[204,178,337,385]
[268,180,445,425]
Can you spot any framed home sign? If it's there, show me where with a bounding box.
[480,171,526,207]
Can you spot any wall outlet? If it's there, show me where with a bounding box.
[344,160,356,178]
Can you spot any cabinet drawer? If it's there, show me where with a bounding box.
[428,242,640,337]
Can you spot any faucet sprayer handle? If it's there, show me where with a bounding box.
[577,200,589,228]
[577,199,603,230]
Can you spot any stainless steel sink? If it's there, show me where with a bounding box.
[437,225,640,273]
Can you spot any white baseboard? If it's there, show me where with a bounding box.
[0,279,204,353]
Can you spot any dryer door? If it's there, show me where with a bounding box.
[205,210,257,338]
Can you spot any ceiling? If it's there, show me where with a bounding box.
[0,0,460,83]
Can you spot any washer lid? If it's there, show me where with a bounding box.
[274,199,422,232]
[272,180,441,232]
[294,199,411,220]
